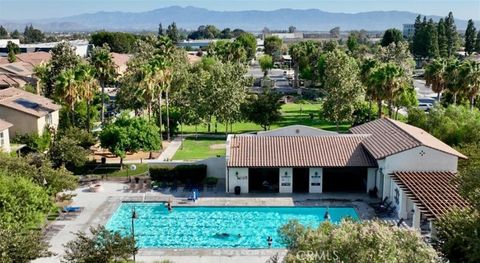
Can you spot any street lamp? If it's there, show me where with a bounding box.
[131,207,138,263]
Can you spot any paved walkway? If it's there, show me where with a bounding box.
[157,137,183,161]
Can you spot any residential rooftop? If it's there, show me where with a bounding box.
[0,87,61,117]
[228,135,377,168]
[350,118,467,159]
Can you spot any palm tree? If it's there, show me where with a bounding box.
[368,63,405,118]
[459,60,480,110]
[55,69,79,126]
[135,63,156,120]
[154,38,176,140]
[424,59,446,101]
[76,64,99,131]
[89,44,117,124]
[360,58,379,121]
[444,59,462,104]
[33,63,49,95]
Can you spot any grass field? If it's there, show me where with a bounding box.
[181,102,350,134]
[88,163,149,177]
[172,137,226,160]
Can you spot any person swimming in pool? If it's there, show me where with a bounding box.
[214,233,230,238]
[167,200,172,212]
[267,236,273,248]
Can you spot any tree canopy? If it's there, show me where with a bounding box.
[242,89,282,131]
[90,31,138,53]
[381,28,403,47]
[279,220,438,263]
[63,225,137,263]
[100,115,161,163]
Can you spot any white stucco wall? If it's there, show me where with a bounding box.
[384,146,458,173]
[378,146,459,199]
[227,168,248,193]
[366,168,377,194]
[309,168,322,193]
[279,168,293,193]
[0,129,11,153]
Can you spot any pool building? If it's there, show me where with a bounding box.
[225,119,470,230]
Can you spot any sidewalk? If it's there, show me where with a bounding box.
[157,136,183,161]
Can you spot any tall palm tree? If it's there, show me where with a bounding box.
[424,59,446,101]
[360,58,379,121]
[368,63,405,118]
[55,69,79,126]
[33,63,49,95]
[459,60,480,110]
[76,63,99,131]
[154,38,176,140]
[89,44,117,124]
[135,63,156,120]
[444,59,462,104]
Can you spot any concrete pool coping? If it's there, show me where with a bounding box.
[34,182,377,263]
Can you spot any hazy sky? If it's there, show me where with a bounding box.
[0,0,478,20]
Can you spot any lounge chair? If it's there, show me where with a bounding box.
[378,206,396,217]
[375,201,393,213]
[63,206,82,213]
[370,197,388,209]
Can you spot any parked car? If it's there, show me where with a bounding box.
[418,103,434,112]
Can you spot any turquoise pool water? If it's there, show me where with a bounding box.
[106,203,358,248]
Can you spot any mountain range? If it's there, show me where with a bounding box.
[0,6,476,32]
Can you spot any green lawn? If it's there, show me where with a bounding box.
[172,137,226,160]
[181,102,350,134]
[88,163,149,177]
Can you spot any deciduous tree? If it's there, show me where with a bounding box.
[242,89,282,131]
[63,225,137,263]
[279,220,438,263]
[264,36,283,60]
[259,54,273,77]
[318,49,363,130]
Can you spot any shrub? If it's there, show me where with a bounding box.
[13,130,52,152]
[205,177,218,185]
[149,164,207,184]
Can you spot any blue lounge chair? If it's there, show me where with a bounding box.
[63,206,82,213]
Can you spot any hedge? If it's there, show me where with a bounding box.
[149,164,207,184]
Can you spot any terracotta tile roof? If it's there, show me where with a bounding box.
[0,87,61,117]
[391,171,470,219]
[350,118,466,159]
[0,118,13,131]
[111,52,131,75]
[0,62,32,77]
[16,51,51,67]
[0,74,26,88]
[227,135,377,168]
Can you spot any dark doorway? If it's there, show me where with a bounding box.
[323,167,367,192]
[249,168,279,193]
[293,168,309,193]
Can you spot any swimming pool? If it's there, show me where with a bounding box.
[106,203,358,248]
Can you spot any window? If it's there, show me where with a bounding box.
[46,113,52,125]
[0,132,4,148]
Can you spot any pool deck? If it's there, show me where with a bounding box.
[33,181,378,263]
